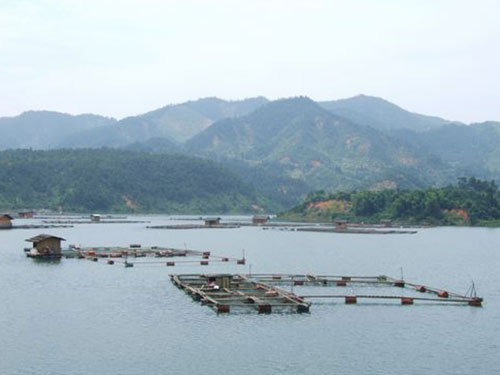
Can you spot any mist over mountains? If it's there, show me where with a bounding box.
[1,94,499,211]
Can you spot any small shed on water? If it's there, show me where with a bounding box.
[334,219,348,231]
[90,214,101,222]
[0,214,14,229]
[252,215,270,225]
[204,217,221,226]
[26,234,66,256]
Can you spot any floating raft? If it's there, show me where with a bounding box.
[171,273,482,314]
[7,224,74,230]
[60,245,245,267]
[171,274,311,314]
[147,224,240,229]
[42,220,149,224]
[293,227,417,234]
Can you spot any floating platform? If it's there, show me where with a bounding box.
[55,244,246,267]
[171,273,482,314]
[4,224,74,230]
[42,220,149,224]
[147,224,240,229]
[171,274,311,314]
[292,227,417,234]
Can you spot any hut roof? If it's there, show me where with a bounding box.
[204,217,221,221]
[253,215,270,219]
[25,234,66,243]
[1,214,14,220]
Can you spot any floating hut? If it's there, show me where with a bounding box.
[204,217,221,226]
[90,214,101,222]
[0,214,14,229]
[26,234,65,258]
[252,215,270,225]
[334,219,348,231]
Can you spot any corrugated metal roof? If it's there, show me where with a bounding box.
[25,234,66,243]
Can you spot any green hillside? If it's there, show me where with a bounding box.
[0,111,115,150]
[281,178,500,226]
[186,97,455,191]
[61,97,269,147]
[0,149,275,213]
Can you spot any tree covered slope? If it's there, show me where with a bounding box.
[0,149,275,213]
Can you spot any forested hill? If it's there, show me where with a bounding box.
[0,149,275,213]
[280,178,500,226]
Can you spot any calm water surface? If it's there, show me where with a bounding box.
[1,216,499,374]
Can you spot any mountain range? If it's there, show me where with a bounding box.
[1,94,499,210]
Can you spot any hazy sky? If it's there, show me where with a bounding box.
[1,0,499,123]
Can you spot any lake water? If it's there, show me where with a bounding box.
[1,216,499,375]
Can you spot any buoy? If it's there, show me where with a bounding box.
[345,296,357,304]
[107,259,114,265]
[468,299,482,307]
[258,304,272,314]
[401,297,414,305]
[438,291,449,298]
[416,285,427,292]
[92,257,98,262]
[166,261,175,267]
[217,305,230,313]
[336,280,347,286]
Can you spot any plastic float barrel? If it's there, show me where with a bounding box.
[258,304,272,314]
[336,280,347,286]
[394,280,405,288]
[272,275,282,280]
[88,251,96,256]
[345,296,357,304]
[293,280,304,286]
[217,305,230,313]
[221,257,229,262]
[107,260,114,265]
[322,280,328,285]
[438,291,449,298]
[92,257,98,262]
[202,251,211,257]
[200,260,209,265]
[166,261,175,266]
[416,285,427,292]
[401,297,414,305]
[237,258,245,265]
[202,254,210,259]
[342,276,351,281]
[297,304,310,313]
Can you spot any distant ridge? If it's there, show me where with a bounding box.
[320,94,453,132]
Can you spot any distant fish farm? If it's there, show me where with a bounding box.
[24,234,245,267]
[172,273,483,314]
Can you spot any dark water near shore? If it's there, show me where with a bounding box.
[1,216,499,375]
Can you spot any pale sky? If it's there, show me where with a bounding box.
[1,0,499,123]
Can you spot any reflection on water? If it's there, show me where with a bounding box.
[0,216,499,375]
